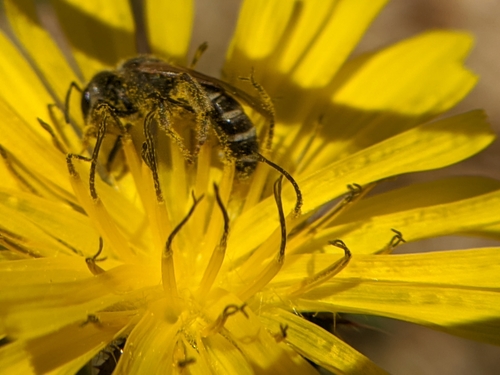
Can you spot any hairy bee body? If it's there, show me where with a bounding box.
[81,56,260,176]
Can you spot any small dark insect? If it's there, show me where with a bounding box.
[76,55,268,178]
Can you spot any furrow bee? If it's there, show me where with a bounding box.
[79,55,267,178]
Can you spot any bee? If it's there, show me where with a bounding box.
[68,55,302,213]
[78,55,268,178]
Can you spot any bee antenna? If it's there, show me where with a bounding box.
[190,42,209,69]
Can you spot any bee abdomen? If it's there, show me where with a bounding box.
[208,89,259,176]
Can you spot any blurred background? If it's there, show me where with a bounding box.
[1,0,499,373]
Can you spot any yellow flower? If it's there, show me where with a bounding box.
[0,0,499,374]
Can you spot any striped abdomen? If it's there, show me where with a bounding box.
[204,85,259,177]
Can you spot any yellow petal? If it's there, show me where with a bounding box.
[0,257,90,286]
[224,0,296,79]
[115,300,181,373]
[297,281,500,345]
[313,189,500,254]
[260,308,388,375]
[332,31,475,115]
[51,0,136,80]
[0,264,157,340]
[289,0,389,89]
[144,0,194,64]
[0,33,53,129]
[276,248,500,289]
[225,0,388,90]
[203,290,317,374]
[274,249,500,345]
[0,100,71,195]
[306,31,477,166]
[0,188,99,257]
[0,341,34,374]
[336,176,500,224]
[4,0,79,103]
[23,311,129,374]
[299,110,493,213]
[229,110,494,259]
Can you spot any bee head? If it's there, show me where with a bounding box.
[81,71,137,123]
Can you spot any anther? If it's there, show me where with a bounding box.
[236,177,287,302]
[0,145,38,194]
[80,313,101,327]
[86,237,106,275]
[257,153,302,216]
[298,183,371,236]
[286,240,351,297]
[273,323,289,343]
[177,358,196,368]
[377,229,406,254]
[201,303,248,337]
[37,118,67,154]
[165,192,204,258]
[345,183,363,202]
[163,193,204,316]
[197,183,230,297]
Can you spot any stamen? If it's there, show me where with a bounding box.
[310,183,368,230]
[37,118,67,154]
[85,237,106,275]
[66,154,137,262]
[80,314,101,327]
[0,231,41,258]
[163,193,204,317]
[197,183,230,298]
[237,177,287,302]
[273,323,289,343]
[173,338,197,369]
[177,358,196,368]
[257,153,303,216]
[47,103,79,149]
[287,183,372,252]
[241,160,269,214]
[201,303,248,337]
[0,145,38,195]
[376,229,406,254]
[194,142,211,196]
[201,163,234,261]
[286,240,351,297]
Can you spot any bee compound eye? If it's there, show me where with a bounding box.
[81,89,92,120]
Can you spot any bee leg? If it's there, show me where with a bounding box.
[86,103,127,197]
[240,71,276,151]
[151,96,195,164]
[173,72,214,159]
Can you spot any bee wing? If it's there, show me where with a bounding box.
[136,62,269,117]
